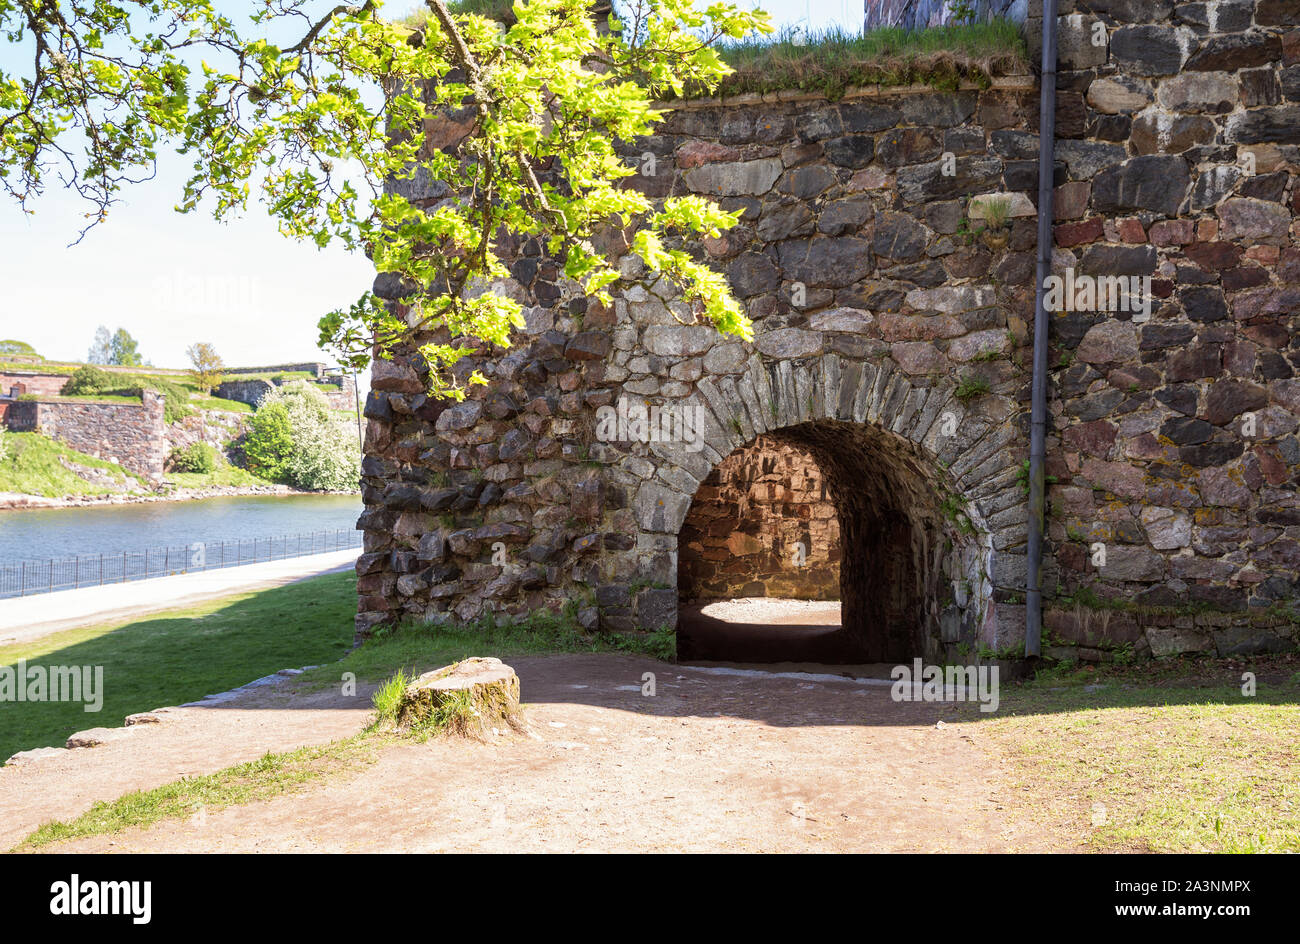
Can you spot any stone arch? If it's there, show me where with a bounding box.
[623,351,1024,661]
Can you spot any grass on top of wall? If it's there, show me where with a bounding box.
[699,20,1029,99]
[18,393,144,405]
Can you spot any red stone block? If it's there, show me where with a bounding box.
[1054,217,1104,247]
[1117,218,1146,243]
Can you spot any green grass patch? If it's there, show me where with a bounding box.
[299,607,670,690]
[953,374,991,402]
[218,370,313,384]
[0,572,357,762]
[162,462,272,490]
[14,733,388,851]
[18,393,144,405]
[981,658,1300,853]
[0,432,144,498]
[0,361,80,376]
[680,20,1028,100]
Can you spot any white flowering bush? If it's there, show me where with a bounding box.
[250,381,360,492]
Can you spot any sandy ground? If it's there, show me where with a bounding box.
[0,549,359,646]
[3,653,1066,853]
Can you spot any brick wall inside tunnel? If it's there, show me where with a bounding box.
[678,435,841,604]
[357,2,1300,664]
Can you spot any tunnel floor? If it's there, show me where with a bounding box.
[676,598,899,673]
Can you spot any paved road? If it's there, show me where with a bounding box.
[0,549,359,647]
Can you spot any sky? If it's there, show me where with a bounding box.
[0,1,862,372]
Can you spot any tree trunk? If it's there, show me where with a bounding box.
[397,657,523,736]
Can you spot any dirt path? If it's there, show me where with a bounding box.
[4,653,1067,853]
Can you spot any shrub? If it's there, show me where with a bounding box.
[169,442,218,474]
[243,381,359,491]
[62,365,115,396]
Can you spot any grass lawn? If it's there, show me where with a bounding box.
[980,658,1300,853]
[0,571,357,762]
[163,462,273,490]
[0,432,145,498]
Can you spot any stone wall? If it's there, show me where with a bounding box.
[360,75,1042,662]
[1039,0,1300,659]
[679,436,841,602]
[5,391,167,483]
[357,2,1300,663]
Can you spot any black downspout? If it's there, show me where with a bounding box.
[1026,2,1058,659]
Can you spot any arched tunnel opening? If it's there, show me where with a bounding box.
[676,420,973,666]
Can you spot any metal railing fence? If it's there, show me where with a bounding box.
[0,528,362,599]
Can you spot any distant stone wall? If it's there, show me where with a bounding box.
[0,371,69,398]
[679,437,840,601]
[215,372,356,412]
[6,391,167,483]
[214,378,276,408]
[863,0,1027,32]
[223,362,334,378]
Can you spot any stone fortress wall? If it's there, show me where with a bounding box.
[356,0,1300,662]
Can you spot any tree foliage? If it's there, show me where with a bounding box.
[86,324,145,366]
[2,1,772,397]
[110,328,145,366]
[87,326,113,365]
[0,339,38,357]
[186,341,225,393]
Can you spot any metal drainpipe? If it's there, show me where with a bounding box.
[1025,1,1059,659]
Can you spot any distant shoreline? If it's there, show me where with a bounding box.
[0,485,360,512]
